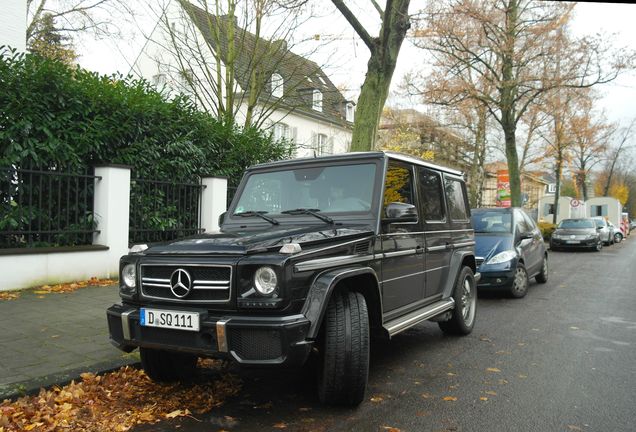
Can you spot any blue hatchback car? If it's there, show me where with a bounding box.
[471,208,548,298]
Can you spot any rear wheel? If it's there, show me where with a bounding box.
[509,263,529,298]
[438,266,477,335]
[317,290,370,406]
[535,255,548,284]
[614,232,623,243]
[140,348,197,382]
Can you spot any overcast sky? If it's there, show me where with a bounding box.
[79,1,636,128]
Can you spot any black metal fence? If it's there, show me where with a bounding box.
[0,165,100,249]
[129,177,205,245]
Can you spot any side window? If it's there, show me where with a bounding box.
[514,210,530,234]
[522,212,537,232]
[444,176,468,221]
[417,167,445,222]
[383,162,415,209]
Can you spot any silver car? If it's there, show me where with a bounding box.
[608,221,623,243]
[591,217,613,245]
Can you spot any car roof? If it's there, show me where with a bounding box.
[247,151,464,176]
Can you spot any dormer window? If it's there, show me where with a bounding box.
[346,102,355,122]
[271,73,283,98]
[312,89,323,112]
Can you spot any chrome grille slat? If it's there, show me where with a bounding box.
[140,264,232,303]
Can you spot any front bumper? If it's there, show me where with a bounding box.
[550,237,598,249]
[476,269,515,288]
[107,304,312,367]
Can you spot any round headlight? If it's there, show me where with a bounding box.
[122,263,136,288]
[254,266,278,295]
[487,250,517,265]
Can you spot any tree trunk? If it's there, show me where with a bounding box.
[552,153,563,225]
[346,0,410,151]
[468,106,487,207]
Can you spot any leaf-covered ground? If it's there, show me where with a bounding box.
[0,277,117,301]
[0,360,240,432]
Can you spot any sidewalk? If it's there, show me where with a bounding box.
[0,284,137,399]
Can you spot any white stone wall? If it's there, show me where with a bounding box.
[0,0,27,52]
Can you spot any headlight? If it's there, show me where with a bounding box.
[122,263,136,288]
[254,266,278,295]
[487,250,517,265]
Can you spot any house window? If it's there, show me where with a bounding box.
[345,102,354,122]
[313,133,331,155]
[312,90,323,112]
[273,122,289,140]
[271,73,283,98]
[591,205,608,217]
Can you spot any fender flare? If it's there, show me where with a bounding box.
[300,266,380,339]
[442,250,476,299]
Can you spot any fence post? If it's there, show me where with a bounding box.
[93,165,132,271]
[200,176,228,233]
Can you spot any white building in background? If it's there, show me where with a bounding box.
[1,1,27,52]
[130,0,354,158]
[586,197,623,227]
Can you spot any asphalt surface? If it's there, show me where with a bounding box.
[137,238,636,432]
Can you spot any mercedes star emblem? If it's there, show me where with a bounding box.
[170,268,192,298]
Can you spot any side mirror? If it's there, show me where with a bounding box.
[596,226,602,231]
[383,202,418,223]
[218,211,226,226]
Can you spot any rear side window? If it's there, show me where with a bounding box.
[444,177,468,221]
[417,167,445,221]
[383,162,415,208]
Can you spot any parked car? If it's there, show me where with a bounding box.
[550,218,603,252]
[630,219,636,231]
[607,221,623,244]
[107,151,479,406]
[591,217,613,245]
[471,208,548,298]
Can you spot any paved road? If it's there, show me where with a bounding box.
[138,239,636,432]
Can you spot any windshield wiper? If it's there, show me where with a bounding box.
[234,211,279,225]
[281,208,334,224]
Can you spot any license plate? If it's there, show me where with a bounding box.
[140,308,200,331]
[566,240,580,244]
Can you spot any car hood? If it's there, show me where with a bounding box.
[475,234,514,261]
[139,224,375,255]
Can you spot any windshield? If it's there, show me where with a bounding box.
[558,219,595,229]
[471,211,512,233]
[593,218,606,228]
[233,163,376,216]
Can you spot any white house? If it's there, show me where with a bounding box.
[0,1,26,52]
[130,0,353,157]
[538,195,587,224]
[586,197,622,227]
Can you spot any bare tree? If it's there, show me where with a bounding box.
[140,0,338,129]
[601,118,635,196]
[27,0,134,43]
[331,0,411,151]
[414,0,633,207]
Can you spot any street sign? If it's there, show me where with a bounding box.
[571,199,581,208]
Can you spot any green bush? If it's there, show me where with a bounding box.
[0,48,292,183]
[537,221,556,241]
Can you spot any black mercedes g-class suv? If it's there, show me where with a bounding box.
[107,151,479,406]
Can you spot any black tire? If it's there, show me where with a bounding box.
[535,254,548,284]
[594,240,603,252]
[509,263,529,298]
[317,290,370,406]
[438,266,477,336]
[614,232,623,244]
[140,347,197,382]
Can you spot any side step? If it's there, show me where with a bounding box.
[384,299,455,337]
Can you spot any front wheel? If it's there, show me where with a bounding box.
[438,266,477,335]
[535,255,548,284]
[594,240,603,252]
[317,290,370,406]
[509,263,529,298]
[140,348,197,382]
[614,232,623,244]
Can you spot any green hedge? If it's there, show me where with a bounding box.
[0,48,292,183]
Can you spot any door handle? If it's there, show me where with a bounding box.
[416,246,424,254]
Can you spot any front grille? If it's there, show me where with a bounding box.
[140,264,231,303]
[228,328,283,360]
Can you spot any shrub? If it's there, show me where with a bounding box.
[537,221,556,241]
